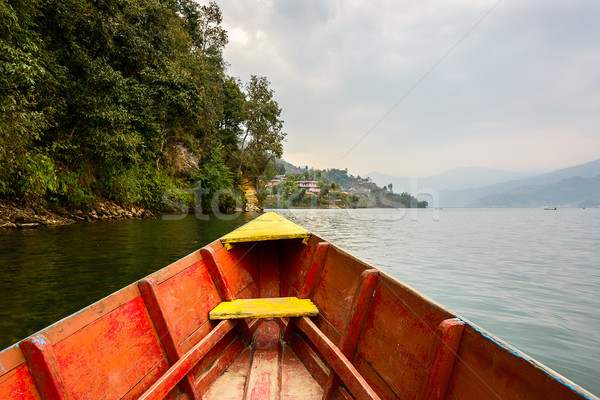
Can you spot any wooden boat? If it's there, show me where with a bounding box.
[0,212,597,400]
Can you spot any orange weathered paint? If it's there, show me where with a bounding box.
[0,213,596,400]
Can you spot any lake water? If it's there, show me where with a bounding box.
[0,208,598,395]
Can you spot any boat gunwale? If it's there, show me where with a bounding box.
[0,213,598,400]
[319,236,599,400]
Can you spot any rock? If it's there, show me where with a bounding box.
[18,223,41,229]
[14,209,37,224]
[142,209,155,219]
[169,144,200,173]
[0,222,17,229]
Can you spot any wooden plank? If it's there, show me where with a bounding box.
[293,317,381,400]
[279,275,299,298]
[443,325,594,400]
[0,345,26,375]
[335,387,353,400]
[260,242,280,298]
[323,269,379,400]
[121,359,171,400]
[281,344,323,400]
[202,347,252,399]
[181,321,215,354]
[20,335,70,400]
[213,242,259,280]
[223,255,260,300]
[243,321,282,400]
[300,242,330,299]
[356,275,453,399]
[235,282,260,301]
[138,278,201,400]
[46,283,140,347]
[151,251,203,285]
[339,270,379,355]
[283,242,329,343]
[196,336,246,394]
[219,212,311,249]
[138,320,237,400]
[279,238,319,292]
[313,316,342,349]
[21,250,203,365]
[201,247,235,302]
[210,298,318,320]
[191,330,237,379]
[52,296,166,400]
[311,246,366,336]
[0,364,41,400]
[289,335,329,389]
[418,318,465,400]
[157,260,221,348]
[354,356,399,400]
[201,246,253,341]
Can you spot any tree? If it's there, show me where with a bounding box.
[239,75,286,177]
[178,0,228,57]
[219,77,246,165]
[0,0,287,213]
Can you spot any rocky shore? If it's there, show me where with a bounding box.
[0,201,155,229]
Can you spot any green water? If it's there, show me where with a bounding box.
[0,213,252,349]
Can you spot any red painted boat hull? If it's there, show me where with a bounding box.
[0,224,596,399]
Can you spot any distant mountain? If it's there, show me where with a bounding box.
[473,175,600,207]
[366,167,538,192]
[442,158,600,207]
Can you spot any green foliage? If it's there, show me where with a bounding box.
[105,164,179,209]
[196,143,233,196]
[0,0,287,212]
[239,76,286,176]
[54,171,94,208]
[210,188,244,213]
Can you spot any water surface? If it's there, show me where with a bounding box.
[0,208,598,396]
[0,214,252,348]
[275,208,600,396]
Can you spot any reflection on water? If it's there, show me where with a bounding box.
[0,208,598,396]
[275,208,600,396]
[0,213,252,348]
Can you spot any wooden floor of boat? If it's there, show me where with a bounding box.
[203,320,322,399]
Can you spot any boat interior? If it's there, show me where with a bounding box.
[0,213,595,400]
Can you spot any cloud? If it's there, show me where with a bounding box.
[219,0,600,176]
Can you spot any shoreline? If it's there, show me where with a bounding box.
[0,200,156,229]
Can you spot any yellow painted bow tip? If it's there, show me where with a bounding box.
[220,212,311,250]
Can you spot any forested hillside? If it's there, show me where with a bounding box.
[0,0,285,214]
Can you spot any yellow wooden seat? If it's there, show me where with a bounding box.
[220,212,311,250]
[209,297,319,320]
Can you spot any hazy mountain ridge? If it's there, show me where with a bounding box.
[366,167,537,192]
[368,159,600,207]
[473,175,600,207]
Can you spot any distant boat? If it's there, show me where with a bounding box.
[544,207,557,210]
[0,212,597,399]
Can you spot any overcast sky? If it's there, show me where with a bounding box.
[218,0,600,177]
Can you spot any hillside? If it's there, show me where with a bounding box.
[266,162,426,209]
[473,175,600,208]
[441,158,600,207]
[0,1,285,223]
